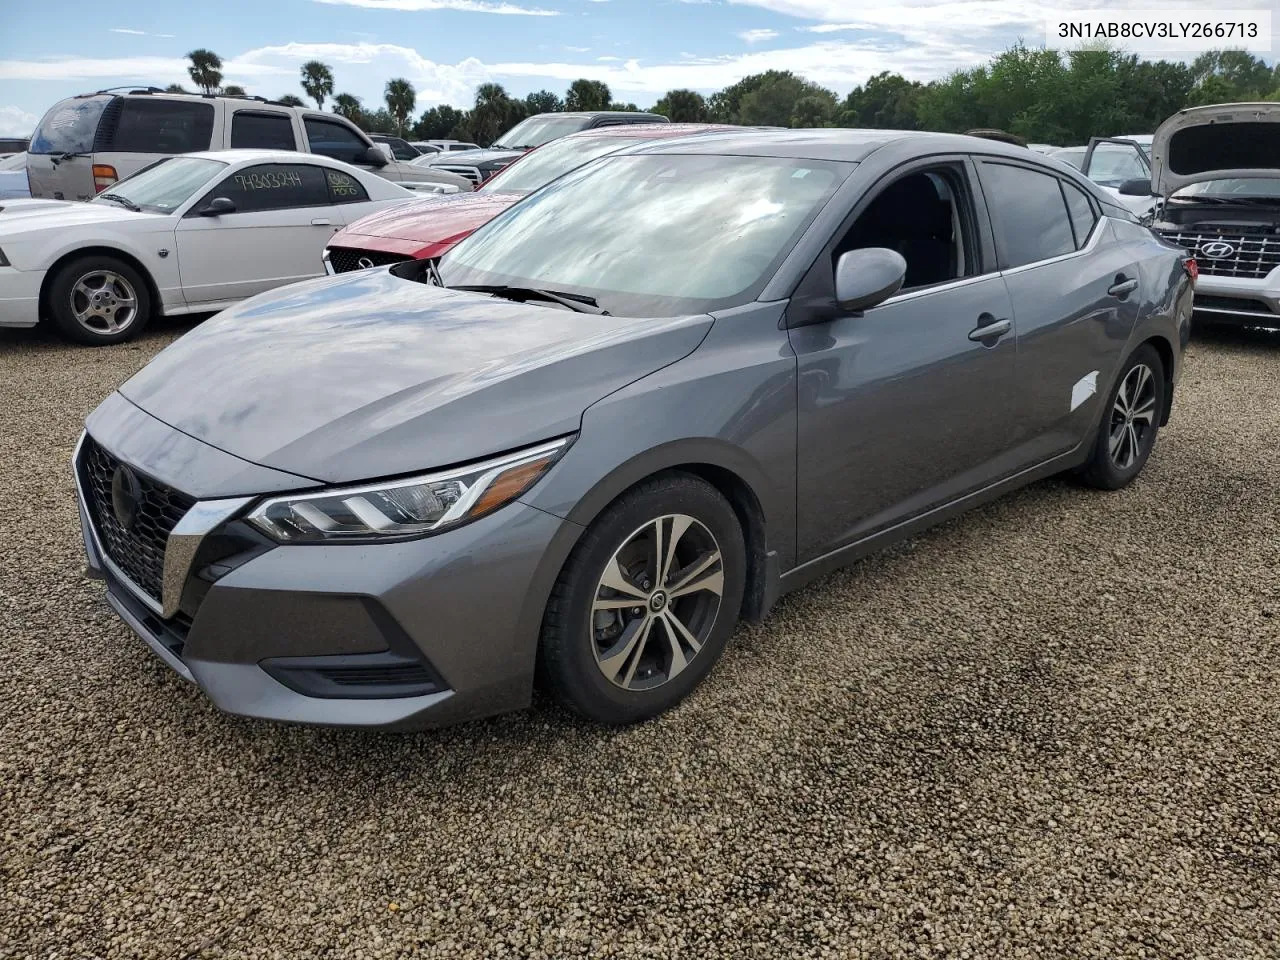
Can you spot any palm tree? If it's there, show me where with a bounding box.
[164,83,190,95]
[384,78,416,136]
[223,84,246,97]
[187,49,223,95]
[301,61,335,110]
[333,93,363,122]
[277,94,306,107]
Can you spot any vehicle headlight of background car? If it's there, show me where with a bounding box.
[247,437,570,543]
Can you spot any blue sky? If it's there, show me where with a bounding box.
[1,0,1276,136]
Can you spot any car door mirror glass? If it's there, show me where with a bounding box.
[834,248,907,313]
[1119,177,1154,196]
[199,196,236,216]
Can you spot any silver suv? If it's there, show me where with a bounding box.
[27,88,471,201]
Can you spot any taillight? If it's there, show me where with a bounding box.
[1183,257,1198,282]
[92,164,118,193]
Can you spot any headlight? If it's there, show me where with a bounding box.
[247,437,570,543]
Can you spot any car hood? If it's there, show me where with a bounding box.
[339,191,520,245]
[118,269,713,484]
[0,197,164,235]
[430,148,524,169]
[1151,102,1280,195]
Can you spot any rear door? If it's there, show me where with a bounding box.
[174,161,345,304]
[975,159,1143,466]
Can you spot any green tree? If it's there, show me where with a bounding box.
[164,83,190,94]
[384,78,416,136]
[1190,49,1274,100]
[840,72,923,129]
[463,83,525,146]
[300,60,335,110]
[733,72,837,127]
[277,94,305,107]
[187,49,223,95]
[222,84,246,97]
[790,94,834,128]
[414,105,466,139]
[524,90,563,114]
[653,89,708,123]
[362,108,398,135]
[565,78,611,111]
[608,102,641,112]
[333,93,363,123]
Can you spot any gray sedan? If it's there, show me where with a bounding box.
[74,129,1195,729]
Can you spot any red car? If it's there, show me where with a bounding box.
[323,124,734,274]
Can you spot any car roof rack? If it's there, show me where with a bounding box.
[89,85,167,96]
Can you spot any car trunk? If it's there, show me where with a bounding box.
[26,95,113,201]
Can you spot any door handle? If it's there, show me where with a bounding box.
[1108,275,1138,298]
[310,218,332,226]
[968,314,1011,343]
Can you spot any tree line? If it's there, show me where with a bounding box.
[177,45,1280,147]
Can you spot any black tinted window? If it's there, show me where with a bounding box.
[231,112,296,150]
[110,99,214,153]
[201,163,330,213]
[324,167,370,204]
[1061,181,1097,250]
[981,163,1075,268]
[375,137,417,160]
[30,96,110,154]
[304,118,369,164]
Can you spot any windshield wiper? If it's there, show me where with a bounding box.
[452,284,610,315]
[97,192,142,212]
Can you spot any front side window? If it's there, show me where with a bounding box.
[198,163,330,213]
[980,162,1075,269]
[109,99,215,154]
[231,112,296,151]
[304,118,369,164]
[91,156,225,213]
[440,153,846,316]
[30,96,110,154]
[480,135,634,195]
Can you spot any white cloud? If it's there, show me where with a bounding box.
[312,0,559,13]
[739,28,779,43]
[109,27,175,38]
[0,105,38,137]
[565,45,591,52]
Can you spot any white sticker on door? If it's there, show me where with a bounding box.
[1070,370,1099,412]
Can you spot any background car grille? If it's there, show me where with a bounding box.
[429,163,483,184]
[1159,228,1280,279]
[327,247,412,274]
[1195,295,1275,315]
[79,435,195,605]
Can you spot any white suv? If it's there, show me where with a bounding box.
[27,88,471,201]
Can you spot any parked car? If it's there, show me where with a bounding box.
[369,134,421,160]
[0,137,29,155]
[0,149,419,345]
[1134,103,1280,325]
[424,110,669,186]
[0,152,30,199]
[1027,143,1059,154]
[25,89,471,202]
[325,123,736,273]
[73,129,1193,730]
[413,140,480,153]
[1050,139,1157,220]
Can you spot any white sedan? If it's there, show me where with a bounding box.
[0,149,419,345]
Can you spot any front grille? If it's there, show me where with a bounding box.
[327,246,411,274]
[79,435,195,605]
[430,163,483,184]
[261,652,445,699]
[1159,228,1280,279]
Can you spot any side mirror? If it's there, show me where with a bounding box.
[198,196,236,216]
[1119,178,1154,196]
[361,145,389,167]
[834,247,907,313]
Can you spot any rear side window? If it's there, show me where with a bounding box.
[324,168,370,204]
[1061,181,1098,249]
[201,163,330,213]
[30,96,110,154]
[108,99,215,154]
[304,118,369,164]
[231,112,296,150]
[377,137,418,161]
[980,162,1075,269]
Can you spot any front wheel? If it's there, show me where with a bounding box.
[47,255,151,346]
[1077,344,1166,490]
[540,473,746,725]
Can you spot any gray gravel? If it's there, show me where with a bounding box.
[1,318,1278,959]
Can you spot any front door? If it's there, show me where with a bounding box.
[789,159,1019,563]
[175,162,344,304]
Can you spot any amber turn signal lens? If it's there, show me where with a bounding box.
[469,455,559,518]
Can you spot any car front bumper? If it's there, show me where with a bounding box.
[0,266,43,328]
[1191,271,1280,324]
[74,407,582,730]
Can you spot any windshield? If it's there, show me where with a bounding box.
[91,156,225,213]
[1174,178,1280,200]
[480,135,636,195]
[439,153,846,316]
[493,115,592,149]
[30,96,110,155]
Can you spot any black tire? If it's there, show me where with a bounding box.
[540,472,747,725]
[1077,344,1166,490]
[47,255,152,346]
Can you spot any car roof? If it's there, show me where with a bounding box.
[625,128,1043,163]
[558,122,740,142]
[178,149,346,165]
[529,111,666,120]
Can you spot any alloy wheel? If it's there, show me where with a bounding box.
[590,514,724,692]
[70,271,138,335]
[1109,362,1157,470]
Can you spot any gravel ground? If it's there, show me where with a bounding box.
[1,318,1278,959]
